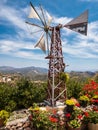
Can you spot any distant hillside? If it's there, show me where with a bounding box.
[69,71,97,81]
[0,66,98,81]
[0,66,47,74]
[69,71,95,78]
[0,66,48,81]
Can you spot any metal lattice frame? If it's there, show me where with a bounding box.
[46,25,66,106]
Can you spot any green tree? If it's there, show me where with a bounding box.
[66,79,83,99]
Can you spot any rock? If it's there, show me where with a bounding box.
[4,109,33,130]
[24,127,31,130]
[23,122,31,128]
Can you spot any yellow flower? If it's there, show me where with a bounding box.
[65,99,75,106]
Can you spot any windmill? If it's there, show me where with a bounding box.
[26,2,88,107]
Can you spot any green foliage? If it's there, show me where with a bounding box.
[84,110,98,124]
[0,78,47,112]
[66,79,83,99]
[88,111,98,124]
[0,110,10,124]
[68,119,81,128]
[0,82,17,111]
[0,76,93,112]
[5,100,17,112]
[60,72,69,83]
[29,105,59,129]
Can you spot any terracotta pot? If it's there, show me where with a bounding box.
[67,126,81,130]
[66,105,74,113]
[80,101,88,107]
[0,119,4,127]
[88,123,98,130]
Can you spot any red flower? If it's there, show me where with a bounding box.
[77,115,82,119]
[49,116,58,123]
[91,99,98,103]
[93,106,98,111]
[91,80,96,86]
[84,112,89,117]
[65,113,71,118]
[95,92,98,95]
[75,103,80,107]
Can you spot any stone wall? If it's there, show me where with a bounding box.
[0,109,34,130]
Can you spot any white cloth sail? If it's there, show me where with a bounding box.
[34,35,46,53]
[46,12,53,25]
[28,5,40,20]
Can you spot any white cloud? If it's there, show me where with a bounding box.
[0,6,25,30]
[0,2,98,63]
[53,16,72,25]
[0,39,46,61]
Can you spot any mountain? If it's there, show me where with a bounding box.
[0,66,48,81]
[0,66,47,74]
[70,71,95,78]
[0,66,98,81]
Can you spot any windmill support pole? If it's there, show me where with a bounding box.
[47,25,66,107]
[52,62,55,107]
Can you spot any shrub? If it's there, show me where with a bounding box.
[0,110,10,125]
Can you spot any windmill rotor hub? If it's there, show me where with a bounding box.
[44,26,49,32]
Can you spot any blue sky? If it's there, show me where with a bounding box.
[0,0,98,71]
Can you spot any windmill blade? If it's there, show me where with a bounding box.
[30,2,45,26]
[30,29,43,35]
[25,21,44,29]
[46,31,49,55]
[28,3,40,20]
[40,5,47,26]
[46,12,53,26]
[64,10,88,35]
[34,34,46,53]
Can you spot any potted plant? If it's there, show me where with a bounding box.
[91,95,98,106]
[65,106,84,130]
[29,104,59,130]
[0,110,10,127]
[79,95,90,107]
[67,119,82,130]
[65,99,76,113]
[83,107,98,130]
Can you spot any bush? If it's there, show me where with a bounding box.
[0,110,10,125]
[66,79,83,99]
[0,78,47,111]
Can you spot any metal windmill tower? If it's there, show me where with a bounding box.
[26,2,88,107]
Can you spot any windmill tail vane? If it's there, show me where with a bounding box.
[26,1,88,106]
[64,10,88,35]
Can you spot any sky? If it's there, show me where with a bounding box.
[0,0,98,72]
